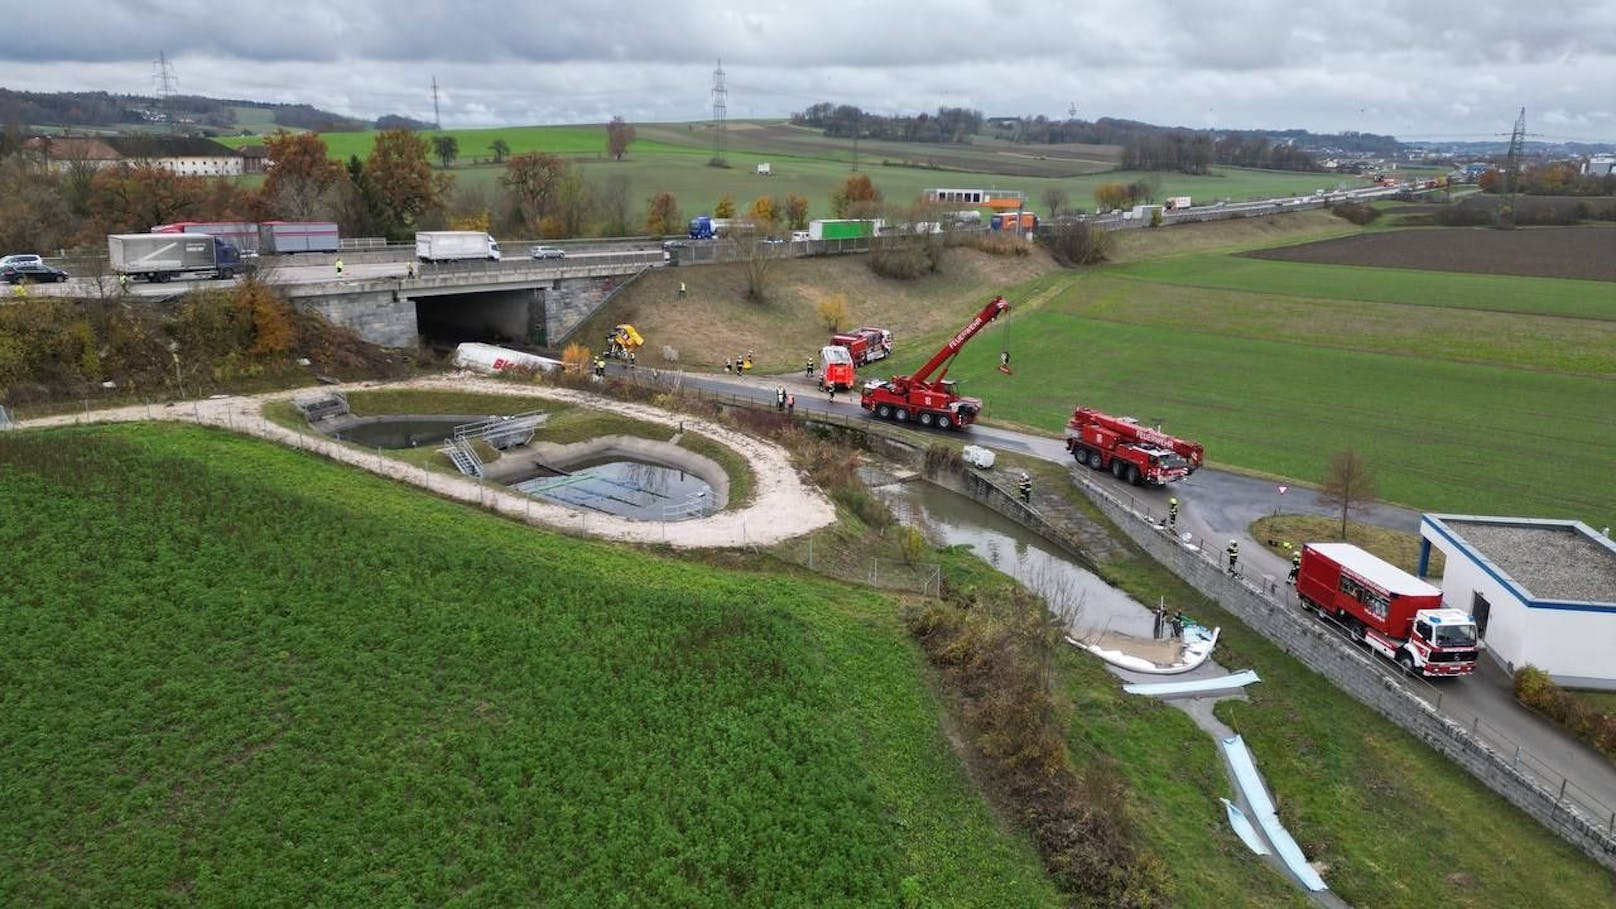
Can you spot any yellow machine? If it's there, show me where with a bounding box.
[605,324,644,359]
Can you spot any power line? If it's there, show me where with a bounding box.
[152,52,178,134]
[709,59,728,167]
[432,75,442,130]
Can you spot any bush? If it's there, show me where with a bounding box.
[1513,666,1616,761]
[964,233,1032,258]
[1042,220,1113,267]
[869,235,945,279]
[922,443,965,478]
[1328,201,1380,225]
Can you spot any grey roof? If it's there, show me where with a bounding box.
[104,136,237,158]
[1440,518,1616,603]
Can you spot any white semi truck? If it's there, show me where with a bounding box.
[108,234,243,282]
[415,231,502,263]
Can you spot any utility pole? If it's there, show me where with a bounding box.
[153,52,178,134]
[1503,107,1526,218]
[709,59,728,168]
[432,75,442,130]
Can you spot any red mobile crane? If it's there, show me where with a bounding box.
[860,295,1009,430]
[1065,407,1204,487]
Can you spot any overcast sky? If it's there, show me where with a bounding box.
[5,1,1615,143]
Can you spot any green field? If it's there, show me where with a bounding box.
[858,233,1616,524]
[0,425,1062,907]
[220,119,1369,222]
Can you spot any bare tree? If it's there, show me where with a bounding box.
[1041,186,1070,218]
[432,134,459,168]
[605,117,636,161]
[725,219,787,303]
[1320,449,1378,539]
[594,174,632,237]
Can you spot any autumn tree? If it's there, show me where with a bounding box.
[816,293,850,331]
[1094,181,1131,212]
[783,193,809,230]
[432,134,459,168]
[748,194,779,226]
[502,152,572,233]
[605,117,636,161]
[0,157,74,254]
[1320,449,1378,539]
[644,192,681,235]
[488,138,510,164]
[547,170,593,238]
[365,130,451,238]
[260,130,343,220]
[595,174,632,237]
[830,174,881,218]
[87,165,210,234]
[713,194,736,219]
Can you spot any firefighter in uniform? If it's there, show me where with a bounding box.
[1018,472,1032,503]
[776,386,786,411]
[805,358,814,378]
[1168,496,1179,530]
[593,355,606,377]
[1226,539,1240,575]
[1288,550,1301,585]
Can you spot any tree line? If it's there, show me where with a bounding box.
[792,104,984,143]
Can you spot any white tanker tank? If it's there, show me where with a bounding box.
[451,342,560,374]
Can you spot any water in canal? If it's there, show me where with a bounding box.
[872,474,1157,640]
[514,458,714,521]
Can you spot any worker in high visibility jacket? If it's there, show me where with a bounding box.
[1168,497,1179,529]
[1288,550,1301,585]
[1018,472,1032,503]
[1226,539,1240,575]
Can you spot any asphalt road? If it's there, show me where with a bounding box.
[649,364,1616,826]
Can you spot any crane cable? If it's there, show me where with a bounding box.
[997,310,1013,375]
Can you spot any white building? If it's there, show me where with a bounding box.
[1583,154,1616,177]
[1419,515,1616,689]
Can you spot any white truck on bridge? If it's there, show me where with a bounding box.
[415,231,502,263]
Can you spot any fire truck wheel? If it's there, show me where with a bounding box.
[919,412,935,428]
[1126,464,1140,485]
[936,414,953,430]
[1111,460,1126,479]
[893,408,908,422]
[1089,451,1104,470]
[876,404,892,419]
[1397,651,1415,674]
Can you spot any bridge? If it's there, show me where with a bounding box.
[275,251,662,348]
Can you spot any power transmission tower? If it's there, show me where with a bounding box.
[432,76,442,130]
[153,52,179,134]
[1503,106,1526,201]
[709,59,728,168]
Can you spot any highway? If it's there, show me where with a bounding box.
[641,362,1616,830]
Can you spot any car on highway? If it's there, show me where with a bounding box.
[2,262,69,284]
[529,245,566,260]
[0,254,45,270]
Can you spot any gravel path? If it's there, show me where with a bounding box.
[14,374,836,549]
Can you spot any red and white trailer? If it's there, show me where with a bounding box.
[1296,542,1478,677]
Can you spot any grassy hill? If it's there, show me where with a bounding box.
[0,423,1063,907]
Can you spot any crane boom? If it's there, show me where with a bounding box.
[907,295,1008,386]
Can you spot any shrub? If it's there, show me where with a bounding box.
[1042,220,1112,267]
[965,233,1032,258]
[815,293,851,332]
[1328,201,1380,225]
[1514,666,1616,762]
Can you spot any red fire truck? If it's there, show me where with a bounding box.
[860,296,1008,430]
[1296,543,1478,677]
[1065,407,1203,487]
[817,344,856,392]
[831,327,893,366]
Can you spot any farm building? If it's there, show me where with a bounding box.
[1418,515,1616,689]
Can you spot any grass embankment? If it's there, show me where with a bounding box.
[0,424,1060,907]
[1250,515,1444,577]
[1076,513,1616,908]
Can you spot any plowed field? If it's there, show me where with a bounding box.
[1244,227,1616,281]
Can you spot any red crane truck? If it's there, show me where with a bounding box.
[860,296,1008,430]
[1065,407,1203,487]
[1296,543,1479,677]
[832,327,893,366]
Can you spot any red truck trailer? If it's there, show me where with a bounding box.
[1296,543,1478,677]
[831,327,892,366]
[1065,407,1202,487]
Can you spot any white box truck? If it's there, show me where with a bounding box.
[415,231,502,263]
[108,233,243,282]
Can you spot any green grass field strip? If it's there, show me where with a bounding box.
[928,314,1615,521]
[0,424,1060,907]
[1112,253,1616,322]
[1051,273,1616,376]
